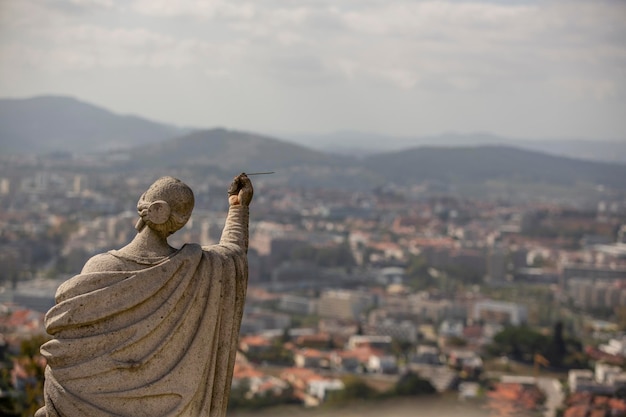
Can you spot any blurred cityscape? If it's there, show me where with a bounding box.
[2,0,626,414]
[1,146,626,417]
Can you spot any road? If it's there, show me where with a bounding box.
[537,377,565,417]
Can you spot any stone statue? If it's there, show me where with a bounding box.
[36,174,253,417]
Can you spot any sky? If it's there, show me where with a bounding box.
[0,0,625,140]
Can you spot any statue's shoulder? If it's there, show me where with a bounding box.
[81,252,128,273]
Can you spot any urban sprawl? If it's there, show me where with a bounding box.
[2,154,626,416]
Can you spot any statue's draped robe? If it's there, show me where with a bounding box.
[36,206,249,417]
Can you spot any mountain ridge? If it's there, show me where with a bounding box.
[128,127,350,172]
[363,145,626,190]
[2,95,625,163]
[1,95,625,200]
[286,131,626,163]
[0,95,186,154]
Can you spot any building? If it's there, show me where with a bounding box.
[568,279,626,310]
[409,294,467,322]
[486,246,507,284]
[568,370,596,394]
[562,264,626,288]
[347,335,393,352]
[317,290,376,321]
[599,336,626,357]
[367,353,398,374]
[240,308,292,335]
[308,378,344,401]
[294,349,331,369]
[473,300,527,325]
[365,319,418,343]
[278,294,318,315]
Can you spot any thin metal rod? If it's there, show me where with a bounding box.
[245,172,275,176]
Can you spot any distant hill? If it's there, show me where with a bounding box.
[286,131,626,164]
[128,131,626,199]
[119,128,368,189]
[515,139,626,164]
[0,96,185,154]
[127,128,350,172]
[1,95,624,201]
[363,145,626,191]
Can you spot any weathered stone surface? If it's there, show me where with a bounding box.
[36,175,253,417]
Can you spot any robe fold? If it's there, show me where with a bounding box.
[36,206,249,417]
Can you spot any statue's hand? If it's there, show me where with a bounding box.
[228,173,253,207]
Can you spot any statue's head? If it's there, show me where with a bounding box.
[135,176,195,236]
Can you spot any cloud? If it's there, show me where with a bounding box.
[0,0,625,137]
[0,23,232,71]
[2,1,623,89]
[553,77,619,101]
[130,0,255,20]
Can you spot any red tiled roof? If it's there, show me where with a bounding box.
[593,396,609,406]
[563,404,588,417]
[280,367,325,385]
[608,398,626,411]
[295,333,330,344]
[240,335,272,347]
[300,349,332,361]
[566,392,592,406]
[463,325,483,339]
[588,409,606,417]
[232,364,265,379]
[280,367,318,379]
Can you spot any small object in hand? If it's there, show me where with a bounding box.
[228,173,246,196]
[245,172,275,176]
[228,172,273,195]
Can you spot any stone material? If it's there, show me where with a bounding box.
[36,174,253,417]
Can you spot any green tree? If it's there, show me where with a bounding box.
[326,376,377,404]
[406,255,434,290]
[0,335,48,417]
[393,372,436,396]
[488,324,586,369]
[488,325,549,362]
[391,339,414,361]
[545,321,567,367]
[292,241,356,268]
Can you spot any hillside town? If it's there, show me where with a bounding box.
[2,153,626,416]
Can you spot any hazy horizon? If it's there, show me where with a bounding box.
[1,94,625,146]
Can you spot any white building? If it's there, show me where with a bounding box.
[595,363,624,385]
[308,379,344,400]
[347,335,392,351]
[599,336,626,356]
[367,354,398,374]
[473,300,527,325]
[278,294,318,315]
[568,369,595,393]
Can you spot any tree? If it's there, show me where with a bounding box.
[0,335,48,417]
[545,321,567,367]
[446,336,467,348]
[616,306,626,331]
[326,376,377,404]
[488,325,549,362]
[406,255,434,290]
[393,372,436,396]
[488,324,586,370]
[292,241,356,268]
[391,339,414,361]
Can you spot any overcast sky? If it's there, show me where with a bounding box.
[0,0,624,140]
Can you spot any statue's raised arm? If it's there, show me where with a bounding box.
[37,175,253,417]
[218,173,253,251]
